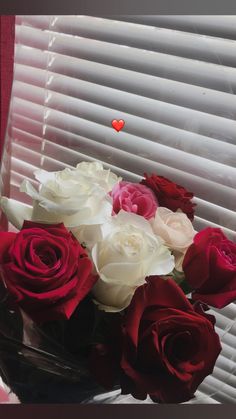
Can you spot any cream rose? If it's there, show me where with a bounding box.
[74,161,121,193]
[0,162,121,230]
[91,211,175,312]
[151,207,196,271]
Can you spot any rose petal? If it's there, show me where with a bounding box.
[0,197,33,230]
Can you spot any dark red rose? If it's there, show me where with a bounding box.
[0,221,96,323]
[120,276,221,403]
[89,343,120,390]
[183,227,236,308]
[89,313,123,389]
[140,173,195,221]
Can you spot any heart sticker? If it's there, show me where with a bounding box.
[111,119,125,132]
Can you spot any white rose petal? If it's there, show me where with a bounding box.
[21,163,117,228]
[0,197,33,230]
[92,279,136,312]
[71,224,103,251]
[91,210,175,312]
[75,161,121,192]
[1,161,119,232]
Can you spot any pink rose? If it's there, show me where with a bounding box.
[110,181,158,220]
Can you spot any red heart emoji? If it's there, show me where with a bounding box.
[111,119,125,132]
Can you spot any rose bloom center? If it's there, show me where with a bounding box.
[169,220,182,229]
[114,232,143,256]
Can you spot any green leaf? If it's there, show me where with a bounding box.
[165,269,192,295]
[178,280,192,295]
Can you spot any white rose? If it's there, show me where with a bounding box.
[72,224,103,251]
[151,207,196,271]
[0,161,120,230]
[75,161,121,192]
[91,211,175,312]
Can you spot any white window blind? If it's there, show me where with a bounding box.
[3,15,236,404]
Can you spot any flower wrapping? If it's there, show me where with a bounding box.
[0,161,235,404]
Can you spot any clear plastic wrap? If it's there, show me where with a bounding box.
[0,278,235,404]
[0,283,108,403]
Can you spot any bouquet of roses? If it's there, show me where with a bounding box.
[0,161,235,403]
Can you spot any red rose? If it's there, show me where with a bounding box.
[120,276,221,403]
[140,174,195,220]
[0,221,96,323]
[183,227,236,308]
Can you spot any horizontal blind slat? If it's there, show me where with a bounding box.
[12,79,236,143]
[194,199,236,232]
[11,114,43,138]
[11,110,236,214]
[114,16,236,40]
[13,64,236,176]
[17,16,236,67]
[15,26,236,93]
[14,63,236,121]
[193,217,236,241]
[11,97,236,191]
